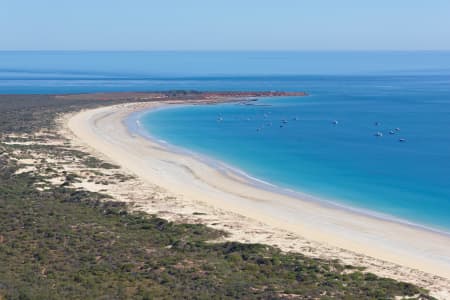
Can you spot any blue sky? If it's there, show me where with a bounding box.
[1,0,450,50]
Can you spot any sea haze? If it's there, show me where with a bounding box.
[1,51,450,94]
[1,51,450,232]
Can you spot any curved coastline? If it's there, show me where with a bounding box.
[67,101,450,282]
[130,104,450,238]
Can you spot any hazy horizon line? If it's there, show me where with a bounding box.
[2,49,450,52]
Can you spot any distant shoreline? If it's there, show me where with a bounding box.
[65,98,450,288]
[54,90,308,101]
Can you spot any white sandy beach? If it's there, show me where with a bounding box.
[66,101,450,297]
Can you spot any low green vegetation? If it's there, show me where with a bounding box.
[83,156,120,169]
[0,155,433,299]
[0,94,435,299]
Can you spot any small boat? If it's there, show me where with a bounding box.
[399,138,406,142]
[389,130,395,135]
[332,120,338,125]
[395,128,401,131]
[374,132,383,137]
[282,119,288,124]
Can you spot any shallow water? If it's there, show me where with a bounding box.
[140,76,450,233]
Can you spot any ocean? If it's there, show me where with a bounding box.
[1,51,450,232]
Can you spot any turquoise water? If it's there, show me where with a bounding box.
[140,76,450,233]
[1,51,450,232]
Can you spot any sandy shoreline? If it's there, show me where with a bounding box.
[128,105,450,238]
[66,101,450,297]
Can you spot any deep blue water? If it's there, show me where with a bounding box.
[1,51,450,94]
[1,51,450,232]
